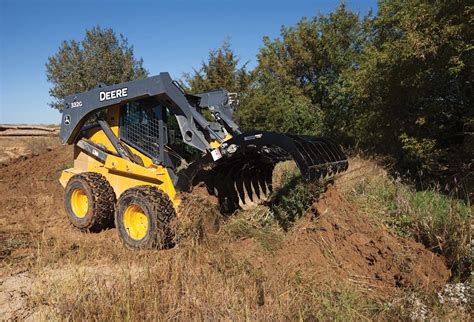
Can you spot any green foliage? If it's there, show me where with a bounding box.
[399,134,442,171]
[348,0,472,176]
[239,4,367,138]
[185,2,471,184]
[346,171,472,280]
[183,40,251,94]
[269,165,325,230]
[271,180,323,231]
[238,74,324,134]
[46,26,148,110]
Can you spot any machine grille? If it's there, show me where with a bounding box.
[120,101,161,160]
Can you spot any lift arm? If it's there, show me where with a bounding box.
[60,73,218,152]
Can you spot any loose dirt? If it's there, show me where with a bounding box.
[0,140,450,319]
[283,188,447,290]
[228,187,448,295]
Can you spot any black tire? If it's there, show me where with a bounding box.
[65,172,116,232]
[115,186,176,249]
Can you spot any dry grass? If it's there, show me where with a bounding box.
[173,193,222,247]
[3,156,471,320]
[29,237,383,320]
[27,224,470,320]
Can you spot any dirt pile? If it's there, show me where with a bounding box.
[0,144,71,237]
[283,188,448,290]
[227,187,449,295]
[0,126,58,165]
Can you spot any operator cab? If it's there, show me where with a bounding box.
[119,97,200,171]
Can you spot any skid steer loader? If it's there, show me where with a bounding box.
[59,73,348,249]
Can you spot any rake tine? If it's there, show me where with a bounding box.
[264,166,273,193]
[251,169,261,200]
[257,168,268,196]
[307,136,340,163]
[235,167,247,204]
[243,168,254,202]
[290,135,325,165]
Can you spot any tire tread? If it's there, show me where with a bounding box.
[66,172,116,232]
[115,185,176,249]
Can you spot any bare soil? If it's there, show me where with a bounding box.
[0,136,58,166]
[0,138,450,319]
[228,187,448,294]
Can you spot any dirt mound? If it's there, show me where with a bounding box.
[0,136,58,166]
[229,186,449,295]
[0,144,71,237]
[279,187,448,291]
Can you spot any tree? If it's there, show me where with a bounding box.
[183,40,251,94]
[349,0,472,175]
[238,69,325,135]
[240,0,471,183]
[239,4,368,139]
[46,26,148,110]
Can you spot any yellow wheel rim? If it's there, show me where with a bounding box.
[71,188,89,218]
[123,204,149,240]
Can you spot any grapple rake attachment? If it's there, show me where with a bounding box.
[178,131,348,212]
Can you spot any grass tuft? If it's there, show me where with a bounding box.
[174,193,222,247]
[223,206,283,253]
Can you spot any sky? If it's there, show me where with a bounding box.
[0,0,377,124]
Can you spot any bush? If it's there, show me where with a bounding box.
[270,179,324,230]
